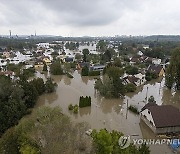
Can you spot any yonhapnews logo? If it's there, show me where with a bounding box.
[119,135,180,150]
[118,135,131,149]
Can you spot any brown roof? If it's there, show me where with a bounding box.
[128,76,139,83]
[146,105,180,128]
[131,57,140,63]
[141,102,157,111]
[0,71,14,76]
[147,64,163,75]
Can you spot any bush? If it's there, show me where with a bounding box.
[68,104,74,110]
[148,96,156,103]
[79,96,91,108]
[73,105,79,114]
[70,62,76,69]
[88,71,100,76]
[125,83,136,92]
[81,66,89,76]
[128,105,139,114]
[145,71,158,81]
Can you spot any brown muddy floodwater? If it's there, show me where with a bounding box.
[35,70,180,154]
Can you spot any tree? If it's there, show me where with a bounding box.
[0,107,93,154]
[125,83,136,92]
[43,63,48,71]
[148,96,156,103]
[113,58,122,67]
[82,48,90,55]
[96,40,107,52]
[30,78,45,95]
[45,78,57,93]
[125,65,138,75]
[50,60,63,75]
[21,81,38,108]
[92,129,113,154]
[165,48,180,90]
[64,63,71,73]
[0,77,26,135]
[82,49,90,62]
[101,49,115,62]
[92,129,150,154]
[81,66,89,76]
[106,66,123,79]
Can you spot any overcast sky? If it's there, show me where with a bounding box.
[0,0,180,36]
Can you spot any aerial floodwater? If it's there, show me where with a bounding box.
[35,70,180,154]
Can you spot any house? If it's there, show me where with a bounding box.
[65,57,74,63]
[123,73,146,86]
[134,73,146,85]
[147,64,165,77]
[142,44,149,49]
[152,58,161,65]
[34,59,44,68]
[0,71,15,79]
[90,64,105,71]
[42,56,51,65]
[2,51,10,58]
[130,57,140,65]
[137,51,143,56]
[37,43,50,49]
[140,103,180,134]
[123,76,139,86]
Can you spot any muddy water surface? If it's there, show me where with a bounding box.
[35,70,180,154]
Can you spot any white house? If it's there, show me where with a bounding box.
[142,45,149,49]
[134,73,146,85]
[152,58,161,65]
[123,73,146,86]
[141,103,180,134]
[137,51,143,56]
[37,43,50,49]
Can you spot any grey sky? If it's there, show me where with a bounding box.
[0,0,180,36]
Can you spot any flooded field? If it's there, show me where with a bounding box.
[35,70,180,154]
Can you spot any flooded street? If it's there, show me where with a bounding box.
[35,70,180,154]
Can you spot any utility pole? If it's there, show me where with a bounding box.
[126,99,129,119]
[145,87,149,104]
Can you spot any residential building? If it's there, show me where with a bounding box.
[152,58,161,65]
[34,59,44,68]
[37,43,50,49]
[140,103,180,134]
[147,64,165,77]
[90,64,105,71]
[42,56,51,65]
[123,73,146,86]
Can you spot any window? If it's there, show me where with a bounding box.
[148,111,150,114]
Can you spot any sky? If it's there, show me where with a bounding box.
[0,0,180,36]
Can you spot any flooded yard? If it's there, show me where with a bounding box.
[35,70,180,154]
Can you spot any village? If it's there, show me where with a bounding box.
[0,37,180,153]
